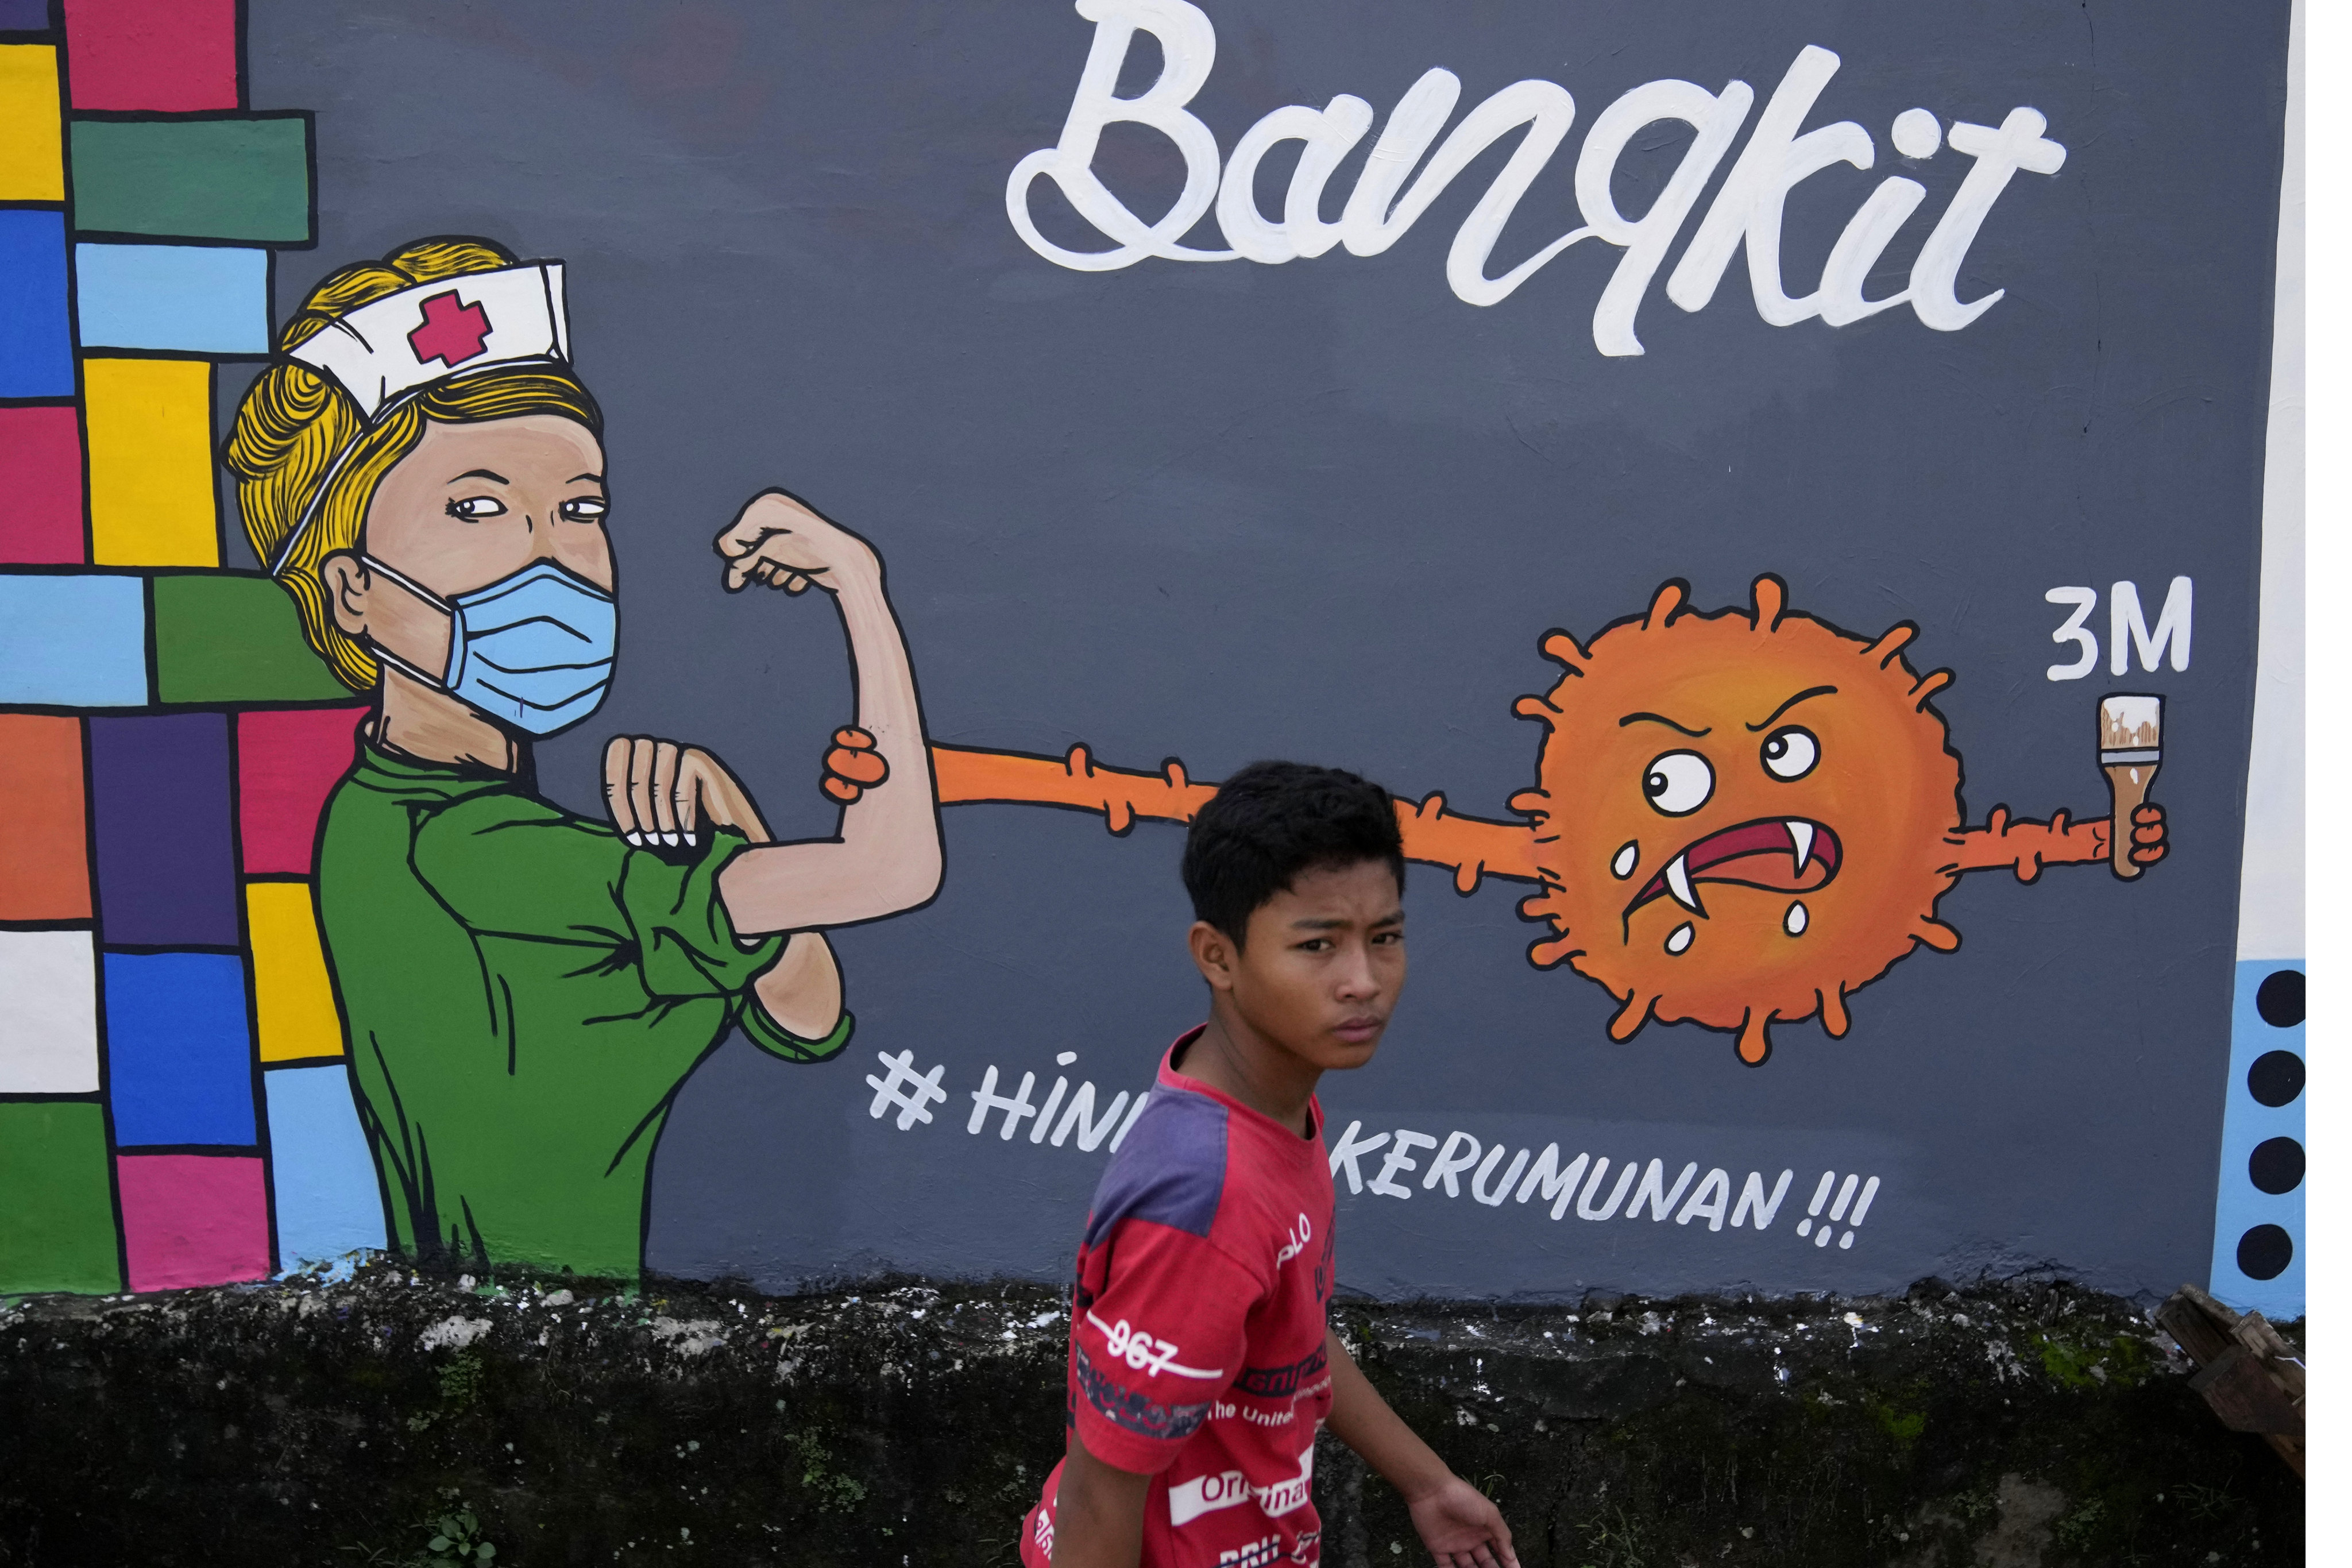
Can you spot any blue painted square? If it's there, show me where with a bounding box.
[0,209,74,398]
[2208,960,2304,1319]
[264,1063,387,1270]
[75,244,270,354]
[0,573,149,705]
[103,951,256,1148]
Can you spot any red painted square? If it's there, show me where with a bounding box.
[236,707,369,875]
[0,406,86,565]
[118,1153,271,1292]
[63,0,240,112]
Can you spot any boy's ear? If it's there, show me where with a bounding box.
[1188,920,1239,993]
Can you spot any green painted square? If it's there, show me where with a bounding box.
[69,117,312,244]
[153,573,352,704]
[0,1102,123,1296]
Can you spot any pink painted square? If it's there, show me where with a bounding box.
[63,0,241,112]
[236,707,369,875]
[0,406,86,565]
[118,1153,271,1292]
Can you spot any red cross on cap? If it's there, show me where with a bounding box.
[407,290,494,369]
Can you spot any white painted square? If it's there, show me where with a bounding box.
[0,930,101,1094]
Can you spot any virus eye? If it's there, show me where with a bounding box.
[1760,727,1819,781]
[1642,751,1713,816]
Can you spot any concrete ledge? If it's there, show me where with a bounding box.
[0,1264,2301,1565]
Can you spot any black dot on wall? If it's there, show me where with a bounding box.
[2256,969,2304,1028]
[2247,1050,2305,1107]
[2249,1137,2305,1195]
[2237,1223,2293,1281]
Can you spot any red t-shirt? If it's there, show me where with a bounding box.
[1022,1029,1338,1568]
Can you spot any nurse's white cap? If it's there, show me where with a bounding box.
[287,261,571,422]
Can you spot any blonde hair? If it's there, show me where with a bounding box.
[225,237,603,691]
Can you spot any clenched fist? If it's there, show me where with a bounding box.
[715,490,879,596]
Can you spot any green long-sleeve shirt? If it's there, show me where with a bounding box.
[315,741,848,1280]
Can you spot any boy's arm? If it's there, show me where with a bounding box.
[1050,1427,1152,1568]
[1325,1327,1519,1568]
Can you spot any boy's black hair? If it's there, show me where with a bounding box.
[1181,760,1404,946]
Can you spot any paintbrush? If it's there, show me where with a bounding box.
[2098,694,2162,879]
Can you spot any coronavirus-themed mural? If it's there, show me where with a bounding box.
[0,0,2301,1316]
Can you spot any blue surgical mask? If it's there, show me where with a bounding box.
[362,556,617,736]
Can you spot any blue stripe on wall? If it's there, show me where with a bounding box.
[0,210,75,397]
[75,244,271,354]
[2207,959,2304,1319]
[0,574,149,706]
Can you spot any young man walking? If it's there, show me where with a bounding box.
[1021,762,1517,1568]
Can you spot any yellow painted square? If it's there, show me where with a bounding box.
[0,47,64,202]
[246,881,345,1063]
[86,357,219,567]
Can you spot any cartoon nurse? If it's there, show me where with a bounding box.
[225,237,940,1279]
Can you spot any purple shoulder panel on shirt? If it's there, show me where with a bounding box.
[1082,1085,1227,1250]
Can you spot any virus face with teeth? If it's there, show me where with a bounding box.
[1505,576,2165,1064]
[919,573,2171,1069]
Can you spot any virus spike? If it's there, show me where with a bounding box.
[1513,694,1563,725]
[1818,984,1851,1038]
[1907,668,1955,710]
[1536,629,1589,670]
[1749,574,1788,631]
[1528,933,1583,970]
[1736,1009,1773,1065]
[1506,787,1551,818]
[1642,579,1688,631]
[1516,891,1559,921]
[1608,990,1658,1041]
[1862,623,1917,669]
[1911,917,1963,953]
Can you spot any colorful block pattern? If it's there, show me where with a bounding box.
[90,713,240,948]
[0,404,87,564]
[0,1103,123,1295]
[0,44,65,199]
[0,931,101,1094]
[237,708,368,874]
[102,950,258,1148]
[118,1153,270,1291]
[246,881,343,1063]
[68,116,312,243]
[264,1065,387,1268]
[0,715,92,919]
[86,356,219,565]
[0,208,74,396]
[0,2,352,1296]
[153,573,353,702]
[0,574,148,706]
[63,0,241,113]
[75,243,271,354]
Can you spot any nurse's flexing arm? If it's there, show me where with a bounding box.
[705,490,944,932]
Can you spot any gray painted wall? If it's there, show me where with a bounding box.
[251,0,2292,1300]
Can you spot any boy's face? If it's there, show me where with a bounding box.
[1216,859,1406,1071]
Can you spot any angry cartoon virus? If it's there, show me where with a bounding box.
[1504,574,2162,1064]
[922,574,2169,1066]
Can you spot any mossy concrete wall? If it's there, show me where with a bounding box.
[0,1265,2299,1566]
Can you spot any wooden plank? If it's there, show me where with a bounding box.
[2187,1345,2304,1436]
